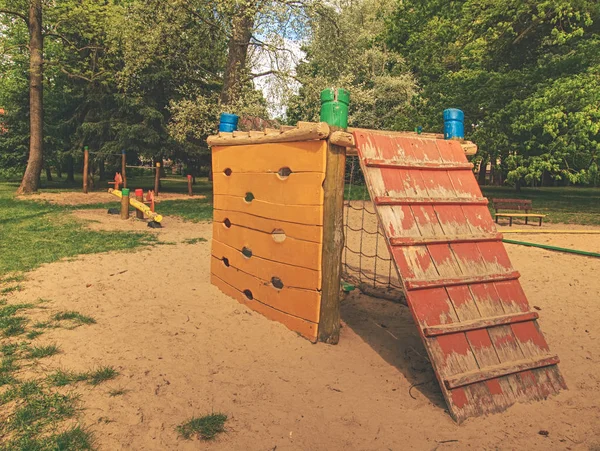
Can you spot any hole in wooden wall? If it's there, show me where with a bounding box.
[224,168,232,176]
[271,277,284,289]
[243,289,253,300]
[242,247,253,258]
[223,218,232,228]
[277,167,292,179]
[271,229,286,243]
[222,257,230,267]
[244,192,255,203]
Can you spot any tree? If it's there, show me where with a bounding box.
[386,0,600,188]
[287,0,417,129]
[1,0,44,193]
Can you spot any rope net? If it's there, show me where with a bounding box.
[342,155,404,299]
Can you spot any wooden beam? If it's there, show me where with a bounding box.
[423,311,539,337]
[374,196,488,206]
[318,132,346,344]
[207,122,330,146]
[389,233,503,246]
[444,355,560,390]
[82,147,89,194]
[365,159,474,171]
[329,131,355,148]
[405,270,520,291]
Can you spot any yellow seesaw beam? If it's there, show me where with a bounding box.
[499,229,600,234]
[108,189,163,223]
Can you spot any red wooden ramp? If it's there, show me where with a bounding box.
[352,131,566,423]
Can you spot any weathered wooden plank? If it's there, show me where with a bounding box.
[423,312,539,337]
[389,233,502,246]
[213,209,323,243]
[404,270,520,291]
[207,122,330,146]
[213,195,324,226]
[212,140,327,174]
[365,159,474,170]
[212,171,324,206]
[211,239,321,291]
[318,137,346,344]
[374,196,488,206]
[211,256,321,322]
[212,221,322,270]
[211,273,318,342]
[444,356,560,390]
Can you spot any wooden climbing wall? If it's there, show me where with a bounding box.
[210,140,327,342]
[352,131,566,423]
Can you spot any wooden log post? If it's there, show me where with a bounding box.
[121,188,130,220]
[135,188,144,219]
[83,146,89,194]
[318,88,350,344]
[121,150,127,188]
[154,163,160,196]
[187,174,193,196]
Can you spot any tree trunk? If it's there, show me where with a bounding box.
[16,0,44,194]
[220,12,255,106]
[66,154,75,182]
[99,159,105,181]
[56,163,62,178]
[45,164,52,181]
[477,157,488,185]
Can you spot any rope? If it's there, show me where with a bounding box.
[342,155,403,293]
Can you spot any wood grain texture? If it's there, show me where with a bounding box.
[212,140,327,173]
[210,256,321,323]
[352,130,564,423]
[212,221,322,270]
[213,209,323,243]
[211,273,318,342]
[207,122,330,146]
[444,355,560,390]
[214,195,324,226]
[211,239,321,291]
[318,138,346,344]
[213,171,324,206]
[423,312,539,337]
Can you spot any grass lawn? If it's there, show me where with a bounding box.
[0,299,119,449]
[0,183,156,277]
[480,186,600,226]
[0,174,213,278]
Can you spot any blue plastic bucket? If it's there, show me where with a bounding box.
[219,113,239,133]
[443,108,464,139]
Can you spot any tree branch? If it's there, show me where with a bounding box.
[249,70,300,82]
[0,8,28,25]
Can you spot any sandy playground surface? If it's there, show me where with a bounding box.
[5,207,600,450]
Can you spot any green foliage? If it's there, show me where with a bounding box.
[53,311,96,326]
[88,366,118,385]
[385,0,600,187]
[287,0,417,129]
[28,344,61,359]
[177,413,228,440]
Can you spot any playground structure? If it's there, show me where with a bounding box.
[83,147,195,197]
[106,171,162,226]
[207,89,565,423]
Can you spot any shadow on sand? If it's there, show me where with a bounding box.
[340,290,447,411]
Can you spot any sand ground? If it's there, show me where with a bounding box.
[5,208,600,450]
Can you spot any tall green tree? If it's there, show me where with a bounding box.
[287,0,417,129]
[386,0,600,188]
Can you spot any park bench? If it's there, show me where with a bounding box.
[492,198,546,226]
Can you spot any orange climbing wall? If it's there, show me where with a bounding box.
[210,140,327,342]
[352,131,566,422]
